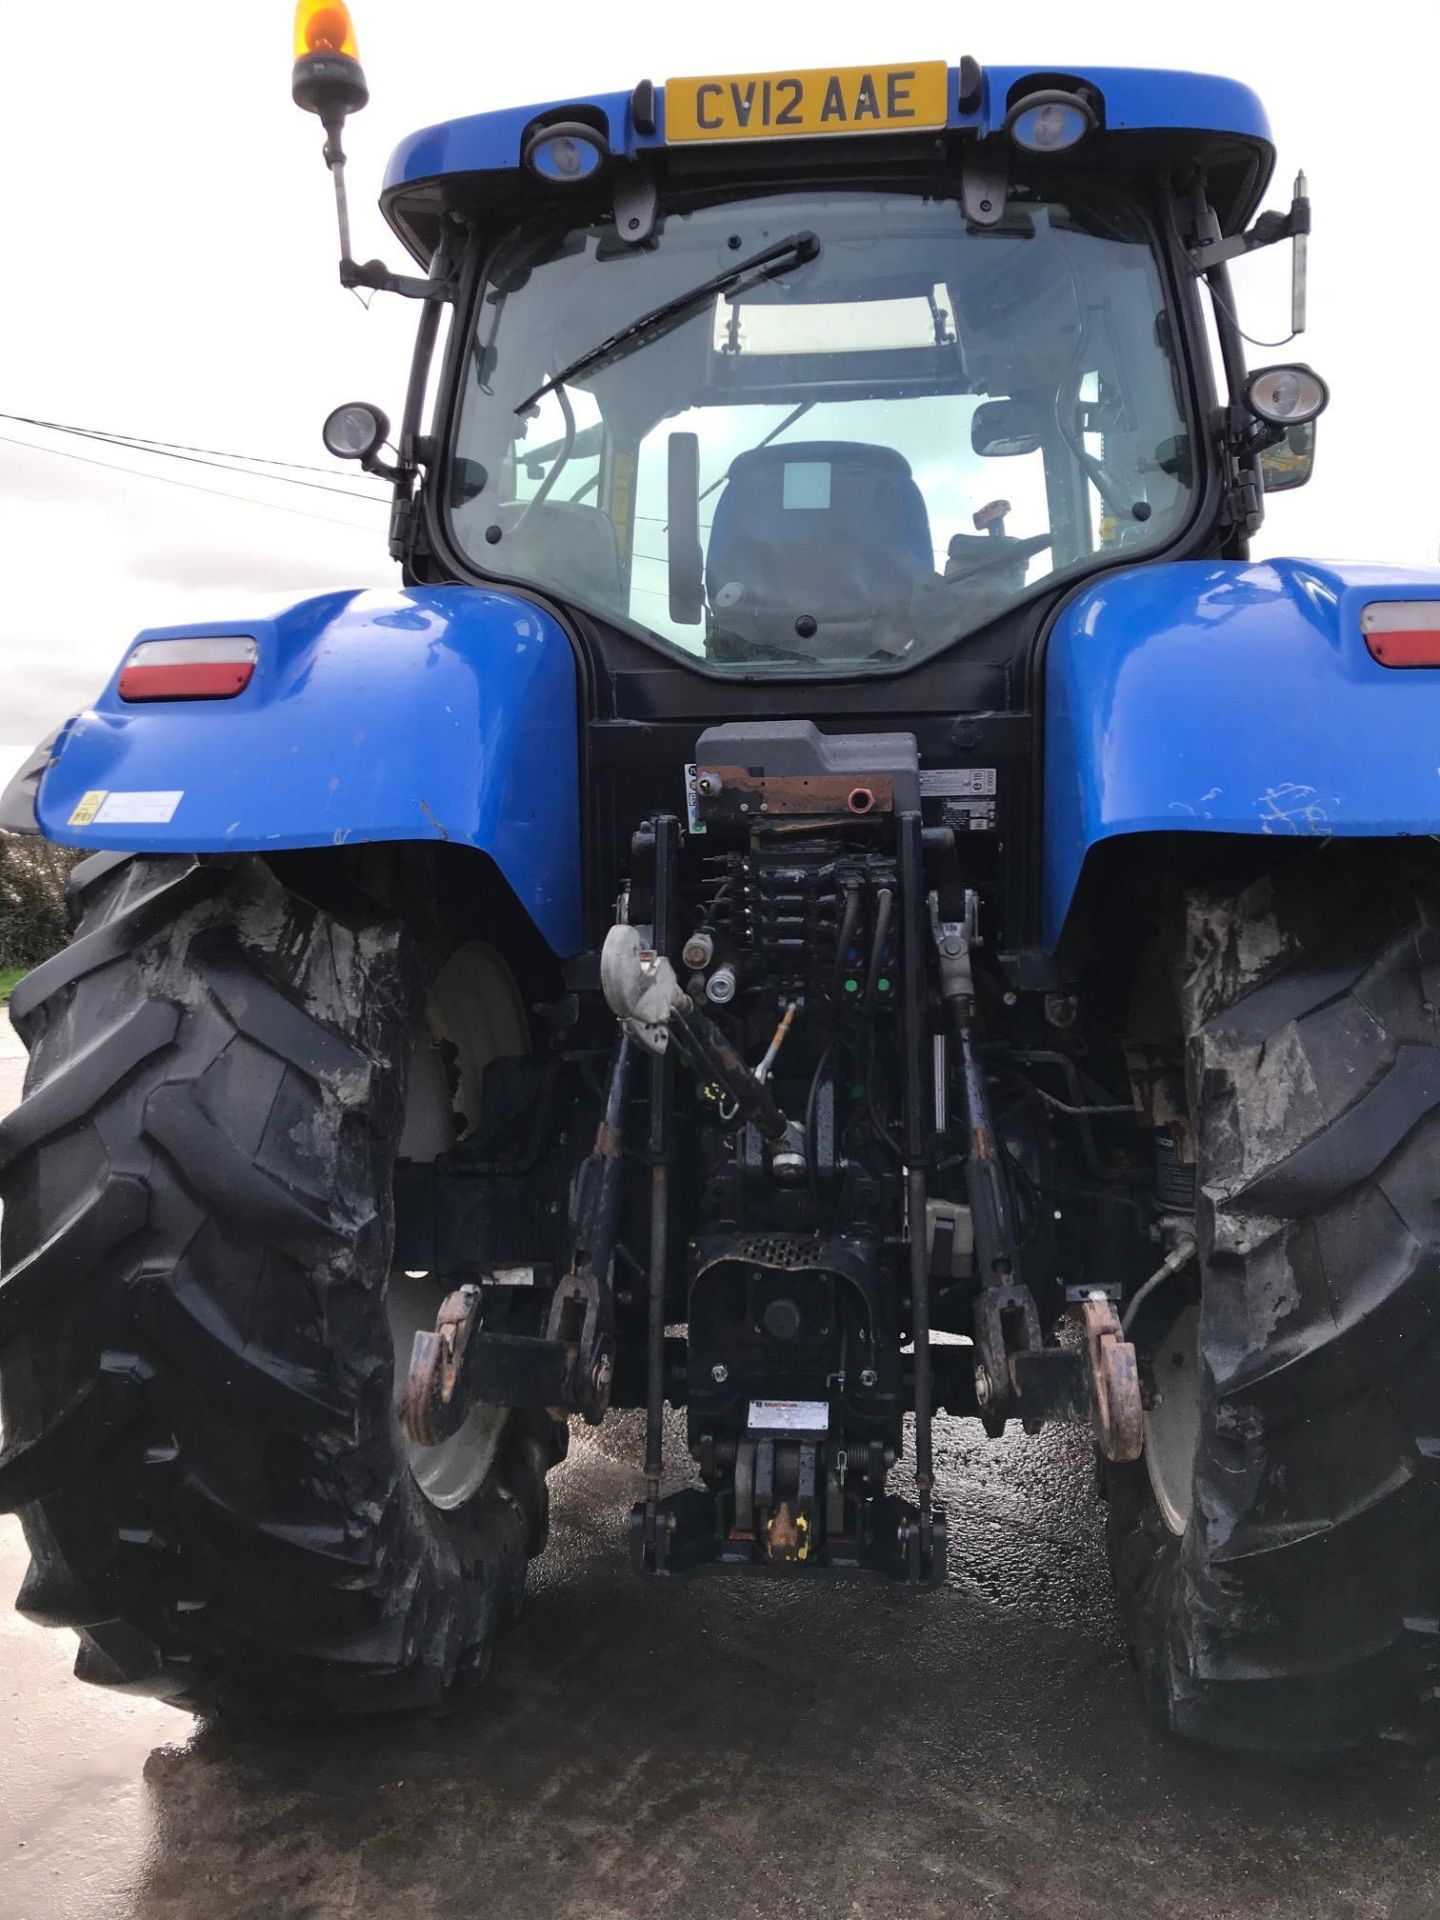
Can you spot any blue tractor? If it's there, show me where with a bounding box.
[4,8,1440,1754]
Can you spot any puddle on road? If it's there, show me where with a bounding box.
[2,1519,194,1920]
[5,1427,1440,1920]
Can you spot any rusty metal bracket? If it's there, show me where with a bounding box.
[543,1259,613,1423]
[972,1280,1042,1435]
[692,765,895,826]
[402,1284,483,1446]
[398,1261,615,1440]
[1081,1292,1144,1462]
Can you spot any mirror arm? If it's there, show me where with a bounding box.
[340,257,455,300]
[321,114,457,302]
[1190,212,1293,274]
[1229,410,1287,459]
[1189,188,1309,274]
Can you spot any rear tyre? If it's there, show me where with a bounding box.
[1107,860,1440,1753]
[0,853,564,1718]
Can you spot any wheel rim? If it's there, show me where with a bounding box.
[1144,1303,1201,1536]
[389,944,528,1512]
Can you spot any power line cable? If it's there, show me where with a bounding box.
[0,412,386,503]
[0,411,379,482]
[0,432,387,533]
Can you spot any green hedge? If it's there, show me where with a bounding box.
[0,836,82,971]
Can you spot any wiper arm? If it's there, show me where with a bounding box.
[514,231,821,415]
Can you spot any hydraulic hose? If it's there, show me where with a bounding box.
[833,882,862,1001]
[862,885,893,1019]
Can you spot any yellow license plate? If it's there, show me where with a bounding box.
[665,61,949,144]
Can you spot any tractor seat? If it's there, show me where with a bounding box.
[705,441,933,660]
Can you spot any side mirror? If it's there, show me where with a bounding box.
[1259,420,1318,493]
[971,399,1043,458]
[1244,364,1327,495]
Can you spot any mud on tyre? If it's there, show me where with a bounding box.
[0,852,564,1717]
[1107,857,1440,1754]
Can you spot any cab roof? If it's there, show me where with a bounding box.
[382,61,1274,262]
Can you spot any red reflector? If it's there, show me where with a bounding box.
[1362,602,1440,668]
[118,636,257,702]
[119,662,255,701]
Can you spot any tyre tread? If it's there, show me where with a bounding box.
[0,854,560,1718]
[1110,860,1440,1752]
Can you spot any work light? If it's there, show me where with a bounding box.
[322,401,390,464]
[1245,364,1329,427]
[523,122,610,183]
[1005,89,1095,154]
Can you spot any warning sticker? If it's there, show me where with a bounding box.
[747,1399,829,1433]
[67,790,108,827]
[93,790,183,825]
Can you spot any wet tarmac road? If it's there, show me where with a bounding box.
[3,1009,1439,1920]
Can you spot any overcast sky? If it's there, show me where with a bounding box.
[2,0,1437,784]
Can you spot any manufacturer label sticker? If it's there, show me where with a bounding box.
[919,767,997,798]
[92,790,183,825]
[747,1399,829,1433]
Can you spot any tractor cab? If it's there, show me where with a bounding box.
[446,183,1189,674]
[349,53,1320,697]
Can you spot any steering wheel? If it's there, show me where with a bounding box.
[946,532,1053,583]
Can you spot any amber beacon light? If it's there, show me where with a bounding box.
[292,1,369,121]
[292,1,371,279]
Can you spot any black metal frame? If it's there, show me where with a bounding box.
[897,809,942,1574]
[637,813,680,1570]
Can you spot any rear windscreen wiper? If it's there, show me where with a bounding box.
[515,231,821,414]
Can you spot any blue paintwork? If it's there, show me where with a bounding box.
[35,587,584,957]
[1042,559,1440,950]
[384,65,1270,193]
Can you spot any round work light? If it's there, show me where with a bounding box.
[1004,89,1095,154]
[523,122,609,183]
[322,401,390,463]
[1245,364,1330,427]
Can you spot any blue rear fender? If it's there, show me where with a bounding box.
[1043,558,1440,951]
[33,586,584,957]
